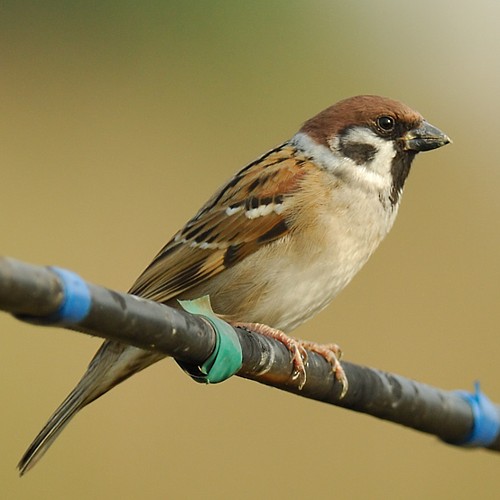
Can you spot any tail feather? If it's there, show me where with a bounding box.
[18,386,88,475]
[18,341,165,475]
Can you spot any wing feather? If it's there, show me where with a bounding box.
[129,142,314,302]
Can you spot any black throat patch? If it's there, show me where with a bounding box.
[389,150,416,206]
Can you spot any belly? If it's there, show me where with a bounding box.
[192,226,383,333]
[186,189,398,333]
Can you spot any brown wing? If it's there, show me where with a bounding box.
[129,142,313,303]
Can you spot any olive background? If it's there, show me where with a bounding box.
[1,2,499,499]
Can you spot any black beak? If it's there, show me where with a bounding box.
[402,121,451,152]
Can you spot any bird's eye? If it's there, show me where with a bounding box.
[377,116,395,132]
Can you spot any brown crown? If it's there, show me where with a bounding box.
[300,95,423,146]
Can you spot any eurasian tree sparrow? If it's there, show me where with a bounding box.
[18,95,450,474]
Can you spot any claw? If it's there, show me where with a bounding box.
[234,322,347,396]
[300,341,348,397]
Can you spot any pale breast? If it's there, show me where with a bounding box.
[190,181,398,333]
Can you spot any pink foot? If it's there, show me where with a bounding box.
[235,322,308,389]
[235,323,348,397]
[299,340,348,398]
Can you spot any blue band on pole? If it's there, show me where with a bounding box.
[177,296,242,384]
[453,382,500,447]
[47,267,92,324]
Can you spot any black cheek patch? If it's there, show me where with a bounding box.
[340,142,378,165]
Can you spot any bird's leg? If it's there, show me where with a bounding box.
[235,322,308,389]
[235,323,348,397]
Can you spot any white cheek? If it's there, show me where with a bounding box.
[338,128,396,173]
[355,140,396,190]
[292,129,396,195]
[366,137,397,174]
[332,129,396,191]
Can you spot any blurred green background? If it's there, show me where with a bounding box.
[1,1,499,498]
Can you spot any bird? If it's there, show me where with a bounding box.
[18,95,450,474]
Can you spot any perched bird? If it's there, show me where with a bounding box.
[18,95,450,474]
